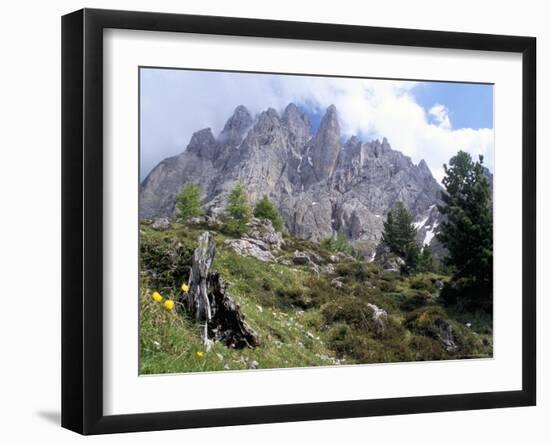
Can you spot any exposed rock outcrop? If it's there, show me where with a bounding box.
[151,217,171,231]
[436,318,457,352]
[374,244,406,273]
[223,238,276,263]
[223,218,284,262]
[331,278,344,289]
[243,218,285,250]
[367,303,388,336]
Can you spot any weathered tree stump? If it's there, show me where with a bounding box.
[188,232,216,322]
[187,232,259,349]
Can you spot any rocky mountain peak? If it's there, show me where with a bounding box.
[308,104,342,180]
[282,103,311,147]
[219,105,253,147]
[258,107,281,124]
[347,135,361,145]
[417,159,433,178]
[320,104,339,131]
[282,102,301,120]
[190,127,216,145]
[186,128,218,160]
[223,105,252,131]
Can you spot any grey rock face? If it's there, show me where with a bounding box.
[383,256,406,274]
[186,128,219,160]
[140,103,446,256]
[217,105,253,149]
[282,103,311,148]
[375,244,406,273]
[223,239,275,263]
[244,218,285,251]
[222,218,286,263]
[302,104,341,185]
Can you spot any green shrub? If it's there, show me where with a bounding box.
[380,271,398,282]
[140,235,195,292]
[350,286,399,315]
[404,306,481,357]
[327,323,366,358]
[378,278,397,292]
[322,297,403,340]
[320,232,353,255]
[334,262,372,282]
[409,274,436,292]
[304,276,338,304]
[408,335,446,361]
[444,306,493,335]
[322,298,375,330]
[404,306,448,337]
[326,323,411,363]
[275,287,314,309]
[398,290,431,312]
[360,337,414,363]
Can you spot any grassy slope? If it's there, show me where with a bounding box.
[139,221,492,375]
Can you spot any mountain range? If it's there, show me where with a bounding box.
[140,103,448,257]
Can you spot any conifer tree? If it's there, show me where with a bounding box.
[254,195,284,232]
[225,182,252,235]
[417,246,435,273]
[437,150,493,310]
[381,201,419,272]
[175,183,203,221]
[382,201,418,257]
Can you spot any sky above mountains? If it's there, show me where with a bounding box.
[140,68,494,183]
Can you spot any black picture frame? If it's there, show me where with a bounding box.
[61,8,537,435]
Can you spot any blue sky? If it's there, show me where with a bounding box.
[414,82,493,130]
[140,68,494,182]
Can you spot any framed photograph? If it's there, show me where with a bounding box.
[62,8,536,435]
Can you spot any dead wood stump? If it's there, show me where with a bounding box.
[187,232,259,349]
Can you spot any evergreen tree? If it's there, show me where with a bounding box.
[417,246,435,273]
[225,182,252,235]
[437,151,493,310]
[175,183,203,221]
[382,201,418,258]
[381,201,420,273]
[404,242,421,273]
[254,195,284,232]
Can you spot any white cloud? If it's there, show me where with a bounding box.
[428,104,452,130]
[140,69,494,183]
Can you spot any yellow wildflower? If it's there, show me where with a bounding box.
[181,283,190,293]
[418,312,430,324]
[196,351,205,358]
[151,291,163,303]
[163,299,174,311]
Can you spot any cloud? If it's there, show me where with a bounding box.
[140,69,494,183]
[428,104,452,130]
